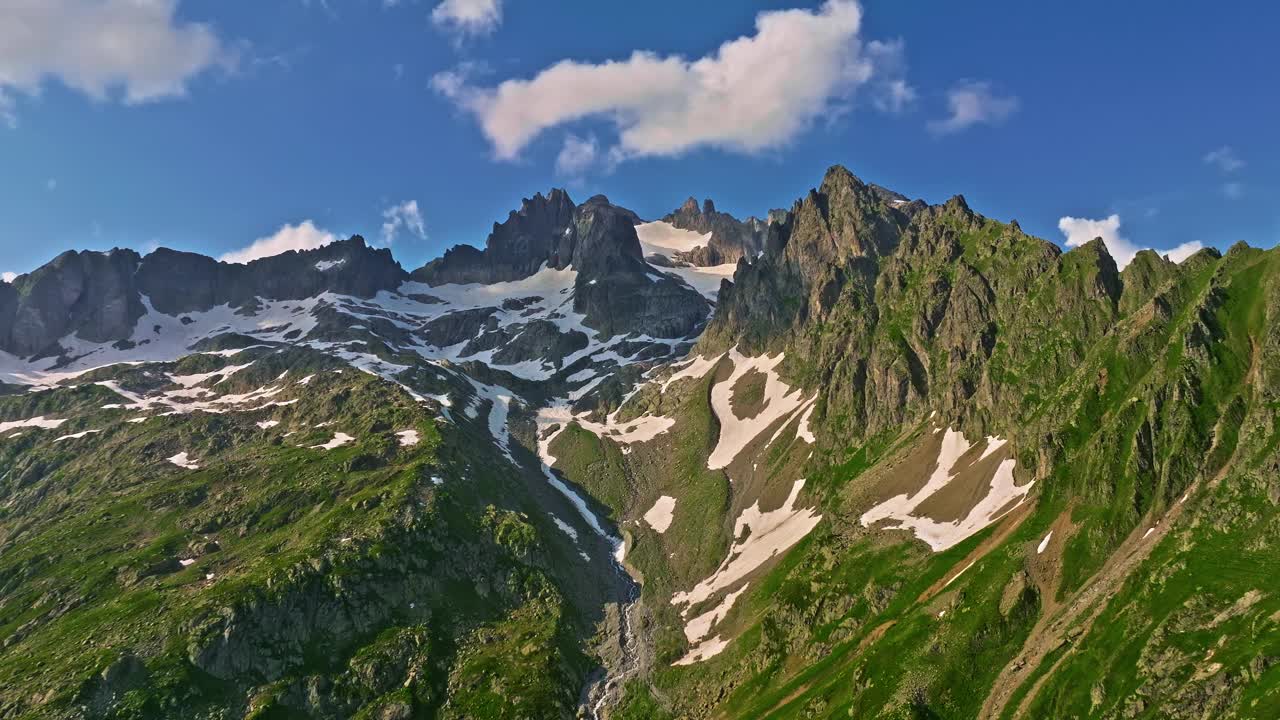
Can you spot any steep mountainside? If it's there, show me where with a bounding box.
[1,166,1277,720]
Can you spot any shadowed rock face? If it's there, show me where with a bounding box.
[0,248,146,358]
[661,197,769,266]
[0,236,406,358]
[412,189,578,286]
[138,236,406,315]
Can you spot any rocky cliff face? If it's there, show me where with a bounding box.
[661,197,768,266]
[0,249,146,358]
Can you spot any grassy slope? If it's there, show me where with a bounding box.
[0,351,595,719]
[603,234,1280,718]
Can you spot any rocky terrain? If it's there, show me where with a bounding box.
[1,167,1277,719]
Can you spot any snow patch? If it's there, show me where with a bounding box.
[168,362,254,388]
[55,429,100,441]
[795,400,818,443]
[1036,531,1053,554]
[672,479,821,611]
[635,221,711,258]
[683,583,748,644]
[672,635,730,666]
[551,515,579,542]
[859,430,1032,552]
[311,432,354,450]
[707,349,808,469]
[0,416,67,434]
[643,495,677,533]
[168,452,200,469]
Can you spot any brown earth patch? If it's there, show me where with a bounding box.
[912,443,1013,523]
[853,427,947,509]
[721,406,813,517]
[729,368,768,420]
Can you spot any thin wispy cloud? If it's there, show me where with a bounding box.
[867,39,916,113]
[381,200,426,243]
[929,80,1019,135]
[554,134,601,178]
[220,220,337,264]
[0,0,232,127]
[432,0,503,37]
[1058,213,1202,269]
[1203,146,1244,173]
[433,1,907,173]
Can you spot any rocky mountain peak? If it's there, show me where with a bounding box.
[661,195,767,267]
[819,163,866,193]
[943,193,972,216]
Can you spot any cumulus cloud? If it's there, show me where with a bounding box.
[1204,146,1244,173]
[1,272,16,283]
[1057,214,1203,269]
[0,0,230,125]
[434,1,891,165]
[381,200,426,243]
[431,0,503,36]
[219,220,338,264]
[929,80,1018,135]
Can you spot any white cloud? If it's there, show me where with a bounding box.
[219,220,337,264]
[381,200,426,243]
[431,0,502,36]
[1057,214,1204,269]
[1,272,16,283]
[1163,241,1205,263]
[46,178,57,191]
[555,134,600,177]
[929,80,1018,135]
[0,0,230,125]
[1204,146,1244,173]
[867,39,915,113]
[434,1,884,164]
[876,79,916,113]
[1222,181,1243,199]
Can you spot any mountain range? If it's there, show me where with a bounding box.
[1,165,1277,720]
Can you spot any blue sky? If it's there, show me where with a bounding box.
[1,0,1276,278]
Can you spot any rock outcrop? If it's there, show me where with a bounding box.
[661,197,768,266]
